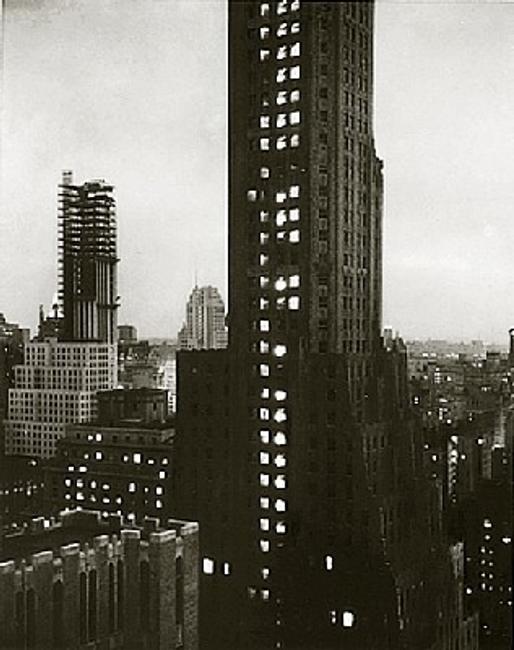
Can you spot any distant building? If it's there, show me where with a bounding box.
[58,170,118,344]
[0,314,28,447]
[0,509,199,650]
[4,339,117,458]
[117,325,138,344]
[0,455,44,527]
[178,286,227,350]
[43,389,175,520]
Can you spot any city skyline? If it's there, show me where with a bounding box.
[1,0,513,342]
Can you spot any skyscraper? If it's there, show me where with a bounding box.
[176,3,475,649]
[58,170,118,344]
[4,173,118,458]
[178,285,227,350]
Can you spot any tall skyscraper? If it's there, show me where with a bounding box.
[178,285,227,350]
[58,170,118,344]
[4,173,118,458]
[175,3,475,649]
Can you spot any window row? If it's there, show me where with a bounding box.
[260,110,301,129]
[259,42,300,62]
[259,134,300,151]
[259,451,287,467]
[260,0,300,18]
[259,207,300,225]
[259,473,287,489]
[259,22,300,40]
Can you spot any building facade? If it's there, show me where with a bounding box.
[0,509,199,650]
[178,285,227,350]
[4,339,117,458]
[43,389,175,521]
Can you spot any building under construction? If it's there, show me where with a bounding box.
[57,170,118,344]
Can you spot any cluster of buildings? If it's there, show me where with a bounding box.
[0,2,511,650]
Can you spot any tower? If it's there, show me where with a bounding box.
[178,285,228,350]
[58,170,118,343]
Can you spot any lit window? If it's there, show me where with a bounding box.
[95,451,103,461]
[291,22,300,34]
[276,68,287,83]
[274,454,287,468]
[260,364,270,377]
[133,453,141,464]
[156,499,162,509]
[277,45,288,60]
[260,320,270,332]
[277,136,287,151]
[260,138,270,151]
[260,26,270,40]
[275,498,287,512]
[260,430,271,444]
[159,470,167,479]
[260,451,270,465]
[274,408,287,423]
[289,209,300,222]
[290,134,300,147]
[262,589,270,600]
[290,89,300,103]
[247,189,258,202]
[260,276,270,288]
[128,482,136,493]
[276,113,288,128]
[325,555,333,571]
[330,610,337,625]
[260,473,270,487]
[260,340,270,354]
[261,497,270,509]
[76,492,84,501]
[262,567,270,579]
[277,22,288,37]
[275,277,287,291]
[342,611,355,628]
[260,49,270,62]
[289,230,300,243]
[95,433,102,442]
[273,344,287,357]
[261,387,270,399]
[260,408,270,421]
[502,537,512,544]
[260,116,270,129]
[274,389,287,401]
[289,185,300,198]
[276,191,287,203]
[291,0,300,10]
[275,475,287,489]
[156,486,163,496]
[260,540,270,552]
[277,0,287,15]
[260,3,270,17]
[288,296,300,310]
[290,111,301,125]
[64,478,71,487]
[290,66,300,80]
[222,562,231,576]
[276,90,288,105]
[261,167,270,179]
[290,42,300,57]
[483,519,492,529]
[260,253,269,266]
[260,296,269,309]
[276,210,287,226]
[289,274,300,288]
[274,432,287,445]
[203,558,215,575]
[276,522,286,534]
[260,518,270,532]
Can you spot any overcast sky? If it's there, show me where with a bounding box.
[1,0,513,342]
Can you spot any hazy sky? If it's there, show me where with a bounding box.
[1,0,513,342]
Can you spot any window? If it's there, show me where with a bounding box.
[290,65,300,80]
[276,90,288,105]
[289,229,300,243]
[260,451,270,465]
[275,190,287,203]
[275,498,287,512]
[260,496,270,509]
[290,111,301,125]
[276,210,287,226]
[342,611,355,628]
[247,189,258,202]
[260,211,270,224]
[291,22,300,34]
[274,390,287,401]
[274,408,287,423]
[277,45,288,60]
[275,454,287,468]
[290,42,300,57]
[128,482,136,493]
[260,3,270,17]
[260,26,270,40]
[260,540,270,552]
[325,555,333,571]
[288,296,300,310]
[260,138,270,151]
[260,473,270,487]
[289,207,300,221]
[277,136,287,151]
[276,68,288,83]
[290,89,300,103]
[260,408,270,421]
[203,558,215,575]
[275,475,287,489]
[273,344,287,357]
[277,22,288,37]
[276,113,287,128]
[260,518,270,531]
[289,274,300,288]
[260,429,270,443]
[260,364,270,377]
[275,277,287,291]
[289,185,300,198]
[260,340,270,354]
[260,49,270,62]
[260,116,270,129]
[260,319,270,332]
[259,253,269,266]
[290,134,300,147]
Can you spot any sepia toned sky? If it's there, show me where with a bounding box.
[1,0,513,342]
